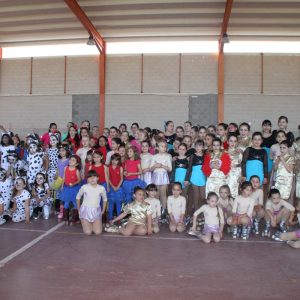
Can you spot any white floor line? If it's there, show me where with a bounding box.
[0,227,47,233]
[0,223,64,268]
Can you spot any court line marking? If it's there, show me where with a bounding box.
[0,227,47,233]
[0,223,64,269]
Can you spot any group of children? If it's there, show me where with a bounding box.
[0,117,299,248]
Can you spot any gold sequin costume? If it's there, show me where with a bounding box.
[226,148,243,198]
[294,139,300,198]
[274,154,295,200]
[238,136,252,152]
[205,152,226,197]
[123,200,152,226]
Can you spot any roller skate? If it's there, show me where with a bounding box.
[253,218,260,235]
[187,228,201,238]
[70,209,79,226]
[237,225,242,238]
[104,223,120,233]
[232,225,238,238]
[33,207,40,220]
[262,221,271,237]
[272,221,287,242]
[63,208,70,225]
[242,225,249,240]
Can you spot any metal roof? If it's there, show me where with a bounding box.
[1,0,300,46]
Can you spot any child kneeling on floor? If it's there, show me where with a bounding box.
[110,186,152,236]
[190,192,224,243]
[167,182,186,233]
[76,170,107,235]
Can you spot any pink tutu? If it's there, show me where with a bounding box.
[203,224,220,235]
[152,171,169,185]
[296,230,300,239]
[79,205,101,222]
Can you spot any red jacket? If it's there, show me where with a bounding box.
[203,152,231,177]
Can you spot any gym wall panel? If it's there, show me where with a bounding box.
[225,54,261,94]
[0,95,72,138]
[32,57,64,95]
[224,94,300,133]
[106,55,141,93]
[143,54,179,93]
[264,55,300,95]
[181,54,218,94]
[105,94,188,129]
[0,58,31,95]
[66,56,99,94]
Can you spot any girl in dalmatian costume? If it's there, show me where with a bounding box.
[6,150,27,181]
[11,177,33,223]
[31,172,53,220]
[0,168,13,225]
[46,135,59,186]
[0,133,15,171]
[26,142,47,189]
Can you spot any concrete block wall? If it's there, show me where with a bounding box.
[1,53,300,137]
[0,95,72,137]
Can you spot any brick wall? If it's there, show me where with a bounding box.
[1,53,300,136]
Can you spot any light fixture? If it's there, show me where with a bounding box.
[87,35,95,46]
[221,33,230,44]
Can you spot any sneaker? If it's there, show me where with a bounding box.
[185,216,191,226]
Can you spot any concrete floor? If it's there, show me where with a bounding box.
[0,218,299,300]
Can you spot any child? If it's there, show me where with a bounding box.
[26,142,47,189]
[184,121,192,136]
[182,135,195,157]
[273,141,295,202]
[105,154,124,221]
[185,140,206,213]
[91,150,107,186]
[0,134,16,171]
[105,137,121,166]
[227,181,254,239]
[98,135,109,162]
[242,132,268,185]
[203,138,231,197]
[250,175,265,235]
[84,150,93,180]
[150,140,172,217]
[237,122,252,152]
[46,135,59,186]
[217,185,234,223]
[0,168,13,225]
[204,133,215,152]
[226,133,243,198]
[60,155,82,225]
[190,126,199,146]
[76,136,91,179]
[279,230,300,249]
[55,144,70,217]
[168,136,182,160]
[76,170,107,235]
[190,192,224,243]
[270,130,287,162]
[140,140,153,186]
[11,177,33,223]
[164,120,176,150]
[171,143,189,191]
[261,120,275,173]
[263,188,295,237]
[145,184,161,233]
[123,147,146,203]
[167,182,186,233]
[118,144,126,167]
[31,172,53,220]
[216,123,228,149]
[110,186,152,236]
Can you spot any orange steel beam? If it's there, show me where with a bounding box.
[99,42,106,133]
[64,0,105,53]
[218,0,233,123]
[65,0,106,131]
